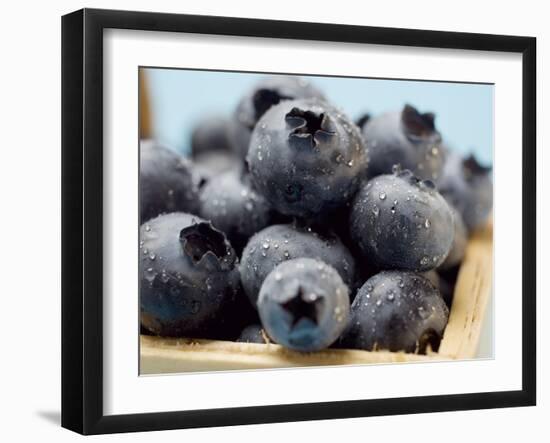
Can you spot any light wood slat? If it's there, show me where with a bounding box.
[438,220,493,358]
[140,336,444,374]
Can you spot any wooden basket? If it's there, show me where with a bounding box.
[140,222,493,374]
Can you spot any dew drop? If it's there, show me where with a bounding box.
[144,225,151,232]
[379,192,386,200]
[160,270,170,283]
[302,290,317,302]
[424,219,431,228]
[144,267,155,282]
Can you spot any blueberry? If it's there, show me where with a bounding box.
[339,271,449,353]
[240,223,355,306]
[140,212,241,337]
[199,170,272,253]
[194,151,244,188]
[247,98,368,218]
[437,150,493,231]
[236,324,268,344]
[350,168,454,271]
[439,206,467,270]
[423,270,454,308]
[140,139,199,223]
[362,105,445,180]
[140,324,152,336]
[258,258,350,352]
[229,76,326,158]
[191,115,233,158]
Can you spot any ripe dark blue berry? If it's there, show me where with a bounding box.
[339,271,449,353]
[140,140,199,223]
[199,170,272,252]
[350,169,454,271]
[194,151,244,188]
[191,115,233,158]
[437,151,493,231]
[439,206,467,270]
[236,324,267,344]
[362,105,445,180]
[229,76,326,158]
[423,270,454,308]
[240,223,355,306]
[247,98,368,218]
[258,258,350,352]
[140,213,240,337]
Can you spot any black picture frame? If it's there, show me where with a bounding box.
[61,8,537,435]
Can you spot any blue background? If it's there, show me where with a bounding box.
[145,69,493,165]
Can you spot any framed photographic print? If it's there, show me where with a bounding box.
[61,8,536,435]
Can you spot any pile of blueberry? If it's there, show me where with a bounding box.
[140,76,493,354]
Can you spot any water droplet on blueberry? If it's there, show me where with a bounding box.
[144,267,155,282]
